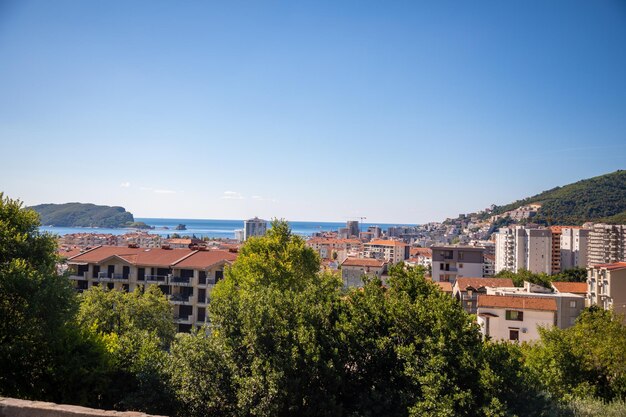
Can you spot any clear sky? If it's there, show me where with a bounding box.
[1,1,625,224]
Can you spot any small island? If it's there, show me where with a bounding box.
[175,223,187,230]
[28,202,149,229]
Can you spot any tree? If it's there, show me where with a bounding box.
[0,193,84,400]
[495,269,552,288]
[336,264,486,417]
[76,285,176,412]
[552,267,587,283]
[526,307,626,402]
[209,220,343,417]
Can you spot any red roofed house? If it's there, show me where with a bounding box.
[453,277,515,314]
[340,257,386,288]
[587,262,626,323]
[67,245,237,332]
[477,295,557,342]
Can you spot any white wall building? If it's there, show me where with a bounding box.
[495,226,551,274]
[560,227,589,270]
[477,294,557,342]
[243,217,268,241]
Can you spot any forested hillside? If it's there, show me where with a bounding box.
[492,170,626,225]
[29,202,135,227]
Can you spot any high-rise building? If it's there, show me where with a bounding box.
[347,220,360,238]
[431,246,485,282]
[495,226,551,274]
[244,217,268,241]
[588,224,626,266]
[560,227,589,270]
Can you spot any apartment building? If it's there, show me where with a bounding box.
[67,245,237,332]
[560,227,589,270]
[363,239,409,264]
[587,262,626,323]
[340,257,386,288]
[431,246,484,282]
[588,224,626,266]
[244,217,268,241]
[477,295,557,342]
[407,247,432,270]
[453,277,515,314]
[495,226,551,274]
[485,282,585,329]
[550,227,563,274]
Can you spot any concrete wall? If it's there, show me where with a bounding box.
[0,397,165,417]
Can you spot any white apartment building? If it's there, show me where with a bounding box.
[244,217,268,241]
[588,224,626,266]
[67,245,237,332]
[587,262,626,323]
[560,227,589,270]
[363,239,409,264]
[495,226,551,274]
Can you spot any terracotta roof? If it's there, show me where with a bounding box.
[455,277,514,291]
[410,247,432,257]
[67,245,219,268]
[366,239,408,247]
[174,250,237,269]
[477,295,557,312]
[436,281,453,293]
[592,262,626,271]
[341,257,385,267]
[551,281,587,295]
[484,254,495,261]
[57,248,83,259]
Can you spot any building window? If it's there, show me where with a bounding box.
[569,301,577,308]
[459,263,464,268]
[509,329,519,341]
[506,310,523,321]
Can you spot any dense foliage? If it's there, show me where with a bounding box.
[29,202,135,228]
[3,197,626,416]
[491,170,626,225]
[495,267,587,287]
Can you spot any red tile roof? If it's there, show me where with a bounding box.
[455,277,514,291]
[551,281,587,295]
[436,282,453,293]
[67,245,232,269]
[477,295,557,312]
[341,257,385,267]
[410,247,432,257]
[366,239,408,247]
[174,250,237,269]
[592,262,626,271]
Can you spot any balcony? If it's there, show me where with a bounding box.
[145,275,168,283]
[69,273,86,280]
[174,314,192,324]
[169,276,193,287]
[169,293,193,305]
[97,272,113,282]
[112,273,130,282]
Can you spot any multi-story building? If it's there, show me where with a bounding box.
[486,282,585,329]
[550,227,563,275]
[431,246,484,282]
[363,239,409,264]
[495,226,551,275]
[477,295,557,342]
[244,217,268,241]
[453,277,514,314]
[367,226,382,239]
[560,227,589,270]
[340,257,386,288]
[407,247,432,270]
[67,245,237,332]
[588,224,626,266]
[483,254,495,277]
[346,221,360,238]
[587,262,626,323]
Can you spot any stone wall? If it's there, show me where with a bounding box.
[0,397,166,417]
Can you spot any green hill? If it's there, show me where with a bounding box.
[29,202,140,228]
[492,170,626,225]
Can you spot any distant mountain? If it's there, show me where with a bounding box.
[491,170,626,225]
[29,202,142,228]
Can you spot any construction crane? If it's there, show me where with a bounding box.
[348,216,367,235]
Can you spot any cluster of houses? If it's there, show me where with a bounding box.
[59,218,626,342]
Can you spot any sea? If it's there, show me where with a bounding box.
[39,218,417,240]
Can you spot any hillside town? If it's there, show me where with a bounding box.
[59,213,626,342]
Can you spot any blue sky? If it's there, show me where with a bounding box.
[0,0,625,223]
